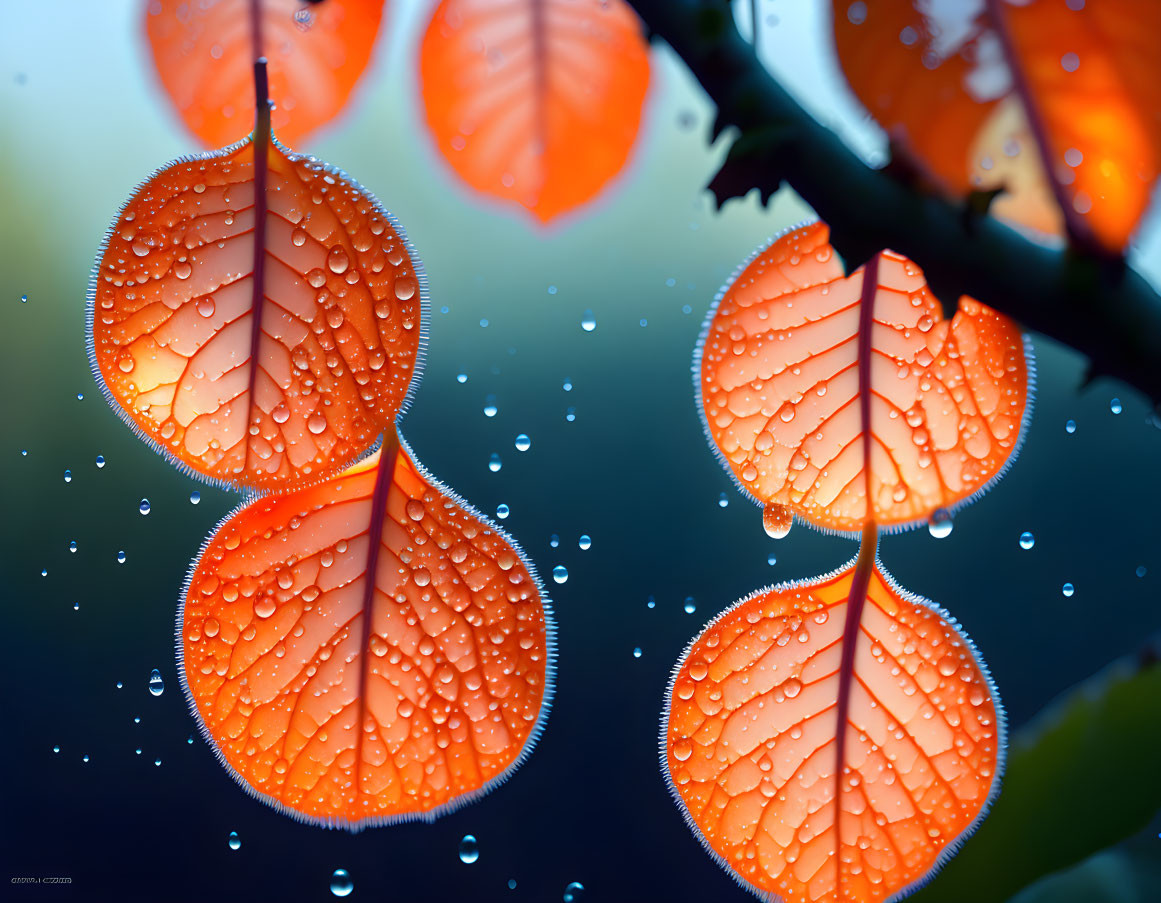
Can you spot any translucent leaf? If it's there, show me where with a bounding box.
[419,0,651,223]
[180,431,553,828]
[145,0,386,148]
[832,0,1161,250]
[696,222,1030,535]
[663,560,1002,903]
[88,135,424,491]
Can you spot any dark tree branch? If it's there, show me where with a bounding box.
[628,0,1161,406]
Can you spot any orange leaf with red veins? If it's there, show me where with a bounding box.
[419,0,650,223]
[180,431,553,828]
[88,135,424,491]
[663,560,1003,903]
[145,0,385,148]
[697,222,1030,536]
[832,0,1161,250]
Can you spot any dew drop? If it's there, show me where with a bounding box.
[488,453,502,473]
[580,310,596,332]
[69,540,77,553]
[326,246,350,274]
[63,470,72,483]
[578,534,592,550]
[1019,531,1034,550]
[514,433,531,452]
[762,503,793,539]
[633,647,642,659]
[292,228,308,247]
[307,412,327,435]
[928,509,953,539]
[717,492,729,508]
[458,835,480,864]
[95,455,106,468]
[195,296,216,318]
[497,503,510,519]
[1062,582,1075,597]
[330,869,353,897]
[552,565,568,584]
[1110,397,1122,414]
[307,268,326,288]
[190,491,201,505]
[484,395,498,418]
[228,831,241,851]
[148,669,165,697]
[139,499,151,515]
[117,550,126,564]
[684,597,696,614]
[1065,419,1077,434]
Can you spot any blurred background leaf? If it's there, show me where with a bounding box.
[912,648,1161,903]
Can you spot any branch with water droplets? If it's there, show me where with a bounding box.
[628,0,1161,408]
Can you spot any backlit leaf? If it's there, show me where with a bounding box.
[697,222,1030,535]
[419,0,651,223]
[663,560,1002,903]
[832,0,1161,250]
[88,134,424,491]
[145,0,386,148]
[180,431,553,828]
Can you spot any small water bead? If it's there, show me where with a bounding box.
[762,503,793,539]
[154,758,162,767]
[768,554,777,566]
[1062,582,1075,597]
[73,602,80,611]
[330,869,353,898]
[1136,565,1147,578]
[457,373,468,384]
[69,541,77,553]
[53,745,60,754]
[95,455,105,468]
[117,551,126,564]
[549,534,560,548]
[307,412,327,435]
[292,228,308,247]
[228,831,241,851]
[139,499,151,515]
[580,310,596,332]
[717,492,729,508]
[195,296,216,318]
[20,294,28,303]
[565,407,576,422]
[479,318,489,328]
[458,835,480,864]
[148,669,165,697]
[684,597,696,614]
[928,508,954,539]
[326,246,350,274]
[563,380,572,392]
[497,503,510,519]
[1065,419,1077,434]
[489,453,502,473]
[563,881,586,902]
[64,470,72,483]
[633,647,642,659]
[1019,531,1035,550]
[190,491,201,505]
[578,534,592,550]
[515,434,531,452]
[82,755,90,763]
[1110,397,1122,414]
[484,396,498,418]
[553,565,568,584]
[647,596,656,609]
[548,285,558,295]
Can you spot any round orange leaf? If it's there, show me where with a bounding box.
[697,222,1030,535]
[88,136,424,491]
[663,562,1003,903]
[145,0,385,149]
[180,432,554,828]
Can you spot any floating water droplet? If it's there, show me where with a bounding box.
[1019,531,1035,550]
[73,601,80,611]
[69,541,77,553]
[552,565,568,584]
[117,551,126,564]
[632,647,642,659]
[1062,582,1075,597]
[457,373,467,384]
[563,881,586,902]
[154,758,162,767]
[190,491,201,505]
[53,745,60,754]
[82,754,90,763]
[330,869,353,897]
[1065,419,1076,434]
[646,596,656,609]
[717,492,729,508]
[228,831,241,851]
[547,285,558,295]
[768,554,777,566]
[484,396,498,418]
[95,455,105,468]
[928,509,953,539]
[63,470,72,483]
[458,835,480,864]
[563,380,573,392]
[580,310,596,332]
[1136,565,1147,578]
[578,534,591,550]
[1110,397,1122,414]
[565,406,576,422]
[20,294,28,303]
[508,879,517,890]
[496,503,510,519]
[76,392,84,401]
[148,669,165,697]
[515,434,531,452]
[549,534,560,548]
[489,453,502,473]
[139,499,151,515]
[684,597,696,614]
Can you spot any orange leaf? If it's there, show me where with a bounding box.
[145,0,385,148]
[832,0,1161,250]
[663,560,1002,903]
[697,222,1030,535]
[419,0,651,223]
[88,135,424,491]
[180,431,554,828]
